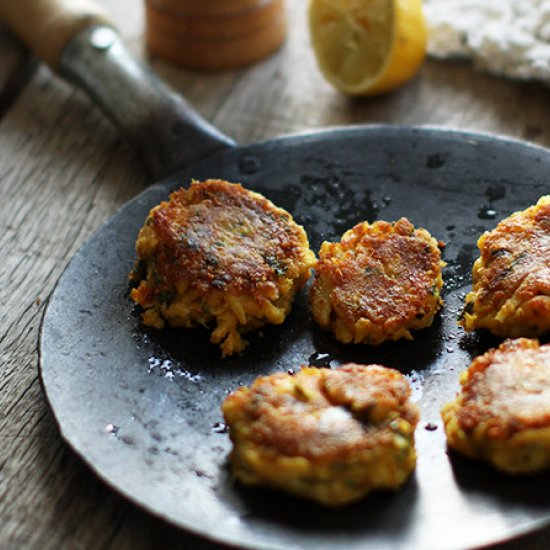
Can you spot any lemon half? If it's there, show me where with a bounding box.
[309,0,427,96]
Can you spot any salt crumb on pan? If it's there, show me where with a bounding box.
[424,0,550,82]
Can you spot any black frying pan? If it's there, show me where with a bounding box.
[3,2,550,549]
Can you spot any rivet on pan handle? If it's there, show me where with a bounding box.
[0,0,236,180]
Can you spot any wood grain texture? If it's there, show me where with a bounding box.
[0,1,549,549]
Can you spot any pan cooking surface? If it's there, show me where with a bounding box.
[41,127,550,550]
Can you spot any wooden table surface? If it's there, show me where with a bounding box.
[1,1,550,548]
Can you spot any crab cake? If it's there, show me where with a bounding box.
[442,338,550,474]
[310,218,444,345]
[460,195,550,337]
[222,364,419,506]
[130,179,315,357]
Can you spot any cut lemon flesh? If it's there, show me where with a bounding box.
[309,0,427,96]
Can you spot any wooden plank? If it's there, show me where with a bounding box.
[0,1,549,549]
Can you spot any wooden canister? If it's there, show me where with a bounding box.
[148,0,268,17]
[145,0,287,70]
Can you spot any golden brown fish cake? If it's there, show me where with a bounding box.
[222,364,419,506]
[460,195,550,337]
[442,338,550,474]
[130,179,315,357]
[310,218,444,345]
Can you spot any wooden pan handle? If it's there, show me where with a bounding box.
[0,0,236,178]
[0,0,112,69]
